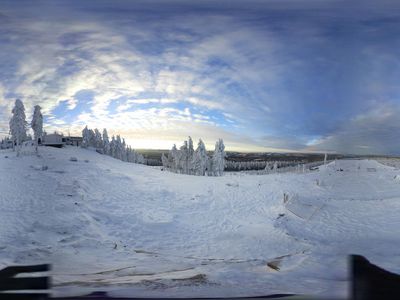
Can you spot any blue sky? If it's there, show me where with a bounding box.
[0,0,400,154]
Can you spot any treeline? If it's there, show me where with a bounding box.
[246,160,327,175]
[225,160,306,171]
[161,137,225,176]
[81,126,145,164]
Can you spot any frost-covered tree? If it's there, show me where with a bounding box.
[273,161,278,172]
[94,128,103,149]
[110,136,116,158]
[188,136,194,173]
[88,129,96,147]
[126,146,135,163]
[324,153,328,165]
[163,144,179,171]
[137,152,145,164]
[179,140,189,174]
[161,152,168,168]
[121,138,127,161]
[115,135,123,160]
[211,138,225,176]
[192,139,208,175]
[82,126,89,148]
[163,138,225,176]
[170,144,178,170]
[81,126,143,165]
[9,99,27,156]
[31,105,43,153]
[102,128,110,155]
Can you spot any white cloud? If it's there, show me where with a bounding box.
[307,103,400,155]
[3,2,399,154]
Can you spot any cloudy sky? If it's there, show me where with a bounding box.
[0,0,399,154]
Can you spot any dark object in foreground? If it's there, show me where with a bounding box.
[2,255,400,300]
[0,264,50,300]
[56,291,296,300]
[351,254,400,300]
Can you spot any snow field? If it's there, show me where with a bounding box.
[1,147,400,298]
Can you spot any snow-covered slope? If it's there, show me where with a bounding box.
[1,146,400,298]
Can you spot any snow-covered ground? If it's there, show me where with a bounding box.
[1,146,400,298]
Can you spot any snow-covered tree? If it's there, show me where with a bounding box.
[170,144,178,171]
[211,138,225,176]
[9,99,27,156]
[31,105,43,153]
[136,152,145,164]
[324,153,328,165]
[88,129,96,147]
[163,138,224,176]
[265,162,270,172]
[188,136,194,173]
[179,140,189,174]
[110,135,116,158]
[161,152,168,168]
[102,128,110,155]
[121,138,127,161]
[115,135,123,160]
[82,126,89,148]
[80,125,143,165]
[126,146,135,163]
[192,139,208,175]
[94,128,102,149]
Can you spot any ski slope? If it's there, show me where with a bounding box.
[1,146,400,298]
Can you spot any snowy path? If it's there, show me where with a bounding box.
[1,147,400,298]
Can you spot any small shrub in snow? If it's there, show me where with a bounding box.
[69,157,78,162]
[84,159,89,163]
